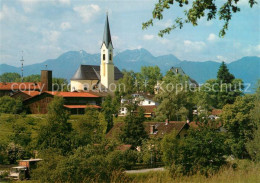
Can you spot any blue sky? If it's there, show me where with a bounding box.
[0,0,259,66]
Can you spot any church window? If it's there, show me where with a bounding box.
[109,54,112,61]
[103,54,105,60]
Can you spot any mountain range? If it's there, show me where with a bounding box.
[0,48,259,92]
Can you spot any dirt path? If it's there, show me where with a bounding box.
[125,167,165,174]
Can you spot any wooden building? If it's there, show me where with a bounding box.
[23,91,102,114]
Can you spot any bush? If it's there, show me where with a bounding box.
[161,128,227,177]
[0,96,23,114]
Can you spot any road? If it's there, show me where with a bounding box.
[125,167,165,174]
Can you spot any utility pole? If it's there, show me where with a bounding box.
[20,51,24,82]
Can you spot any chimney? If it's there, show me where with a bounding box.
[41,70,52,91]
[150,125,155,134]
[165,119,169,125]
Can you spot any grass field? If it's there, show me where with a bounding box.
[128,161,260,183]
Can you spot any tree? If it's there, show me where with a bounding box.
[0,96,23,114]
[36,96,72,154]
[222,95,256,158]
[22,74,41,82]
[120,107,148,147]
[155,70,195,121]
[246,126,260,162]
[73,108,104,147]
[136,66,162,94]
[161,127,227,177]
[6,143,25,164]
[246,80,260,161]
[102,95,115,133]
[200,62,243,108]
[0,72,21,82]
[217,62,235,83]
[142,0,257,37]
[117,70,137,97]
[52,78,69,91]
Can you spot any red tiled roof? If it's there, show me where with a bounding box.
[63,105,101,109]
[22,91,41,97]
[212,109,222,116]
[0,82,42,90]
[45,91,100,98]
[140,105,156,114]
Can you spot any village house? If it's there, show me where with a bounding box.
[119,92,158,117]
[23,91,102,114]
[106,120,190,140]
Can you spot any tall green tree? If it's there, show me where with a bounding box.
[155,70,194,121]
[0,72,21,82]
[117,70,136,96]
[217,62,235,83]
[222,95,256,158]
[143,0,257,37]
[136,66,162,94]
[102,95,116,133]
[36,96,72,154]
[120,107,148,147]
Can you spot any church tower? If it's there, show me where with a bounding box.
[100,14,114,89]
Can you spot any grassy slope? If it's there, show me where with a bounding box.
[128,161,260,183]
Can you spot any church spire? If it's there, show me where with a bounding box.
[102,13,112,48]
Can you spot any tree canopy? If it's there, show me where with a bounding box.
[143,0,257,37]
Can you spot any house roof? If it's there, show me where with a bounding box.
[169,67,198,86]
[106,121,188,139]
[115,144,132,151]
[0,82,42,90]
[189,121,222,129]
[102,14,113,48]
[70,65,123,81]
[63,105,101,109]
[133,92,155,100]
[211,109,222,116]
[45,91,100,98]
[21,91,41,97]
[144,121,188,138]
[140,105,156,114]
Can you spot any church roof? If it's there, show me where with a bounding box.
[102,14,113,48]
[71,65,123,81]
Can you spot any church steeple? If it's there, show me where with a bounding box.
[100,13,114,90]
[102,13,113,48]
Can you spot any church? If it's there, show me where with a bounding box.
[70,14,123,92]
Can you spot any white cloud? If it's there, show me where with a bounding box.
[58,0,70,5]
[73,4,101,23]
[143,34,154,40]
[43,31,61,43]
[155,19,173,28]
[112,35,119,41]
[157,38,170,45]
[19,0,40,13]
[243,44,260,57]
[207,33,218,42]
[183,40,206,51]
[217,55,227,62]
[0,5,26,22]
[60,22,71,30]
